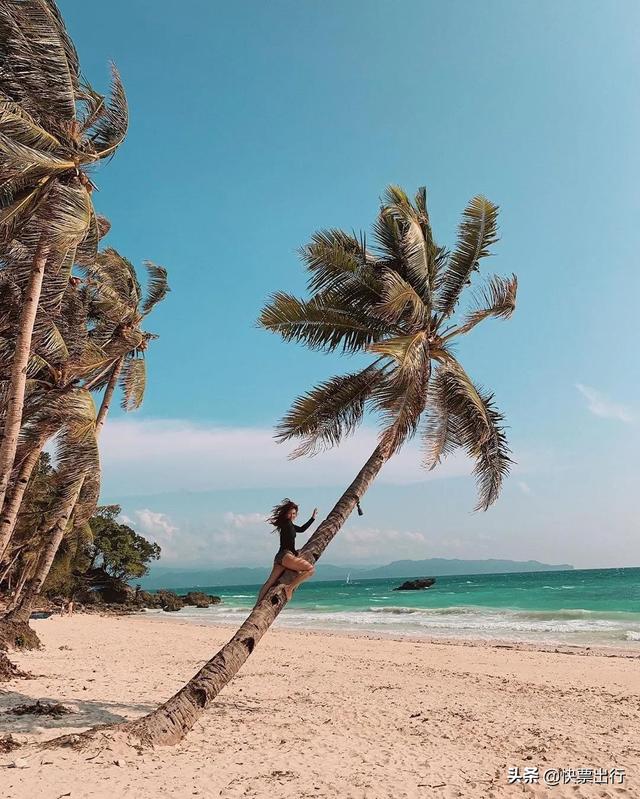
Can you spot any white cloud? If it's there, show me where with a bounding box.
[312,524,431,564]
[135,508,179,540]
[124,509,181,560]
[576,383,634,423]
[223,511,267,529]
[518,481,532,495]
[99,418,476,497]
[121,507,274,566]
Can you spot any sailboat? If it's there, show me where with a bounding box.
[345,572,351,585]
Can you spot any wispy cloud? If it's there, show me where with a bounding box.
[518,481,532,495]
[99,418,476,497]
[575,384,634,423]
[223,511,267,529]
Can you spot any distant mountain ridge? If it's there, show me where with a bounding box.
[137,558,574,589]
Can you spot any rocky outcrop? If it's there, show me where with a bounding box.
[155,590,184,612]
[393,577,436,591]
[181,591,222,608]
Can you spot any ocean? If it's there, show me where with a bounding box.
[147,567,640,649]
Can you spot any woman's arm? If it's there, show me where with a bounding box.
[294,507,318,533]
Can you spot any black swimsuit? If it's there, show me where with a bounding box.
[274,516,314,565]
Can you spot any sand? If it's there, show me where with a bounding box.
[0,613,638,799]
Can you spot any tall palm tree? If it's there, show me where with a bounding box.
[0,219,113,563]
[0,252,168,628]
[2,388,99,632]
[115,185,517,747]
[0,0,128,514]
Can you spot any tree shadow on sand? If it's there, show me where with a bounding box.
[0,690,155,734]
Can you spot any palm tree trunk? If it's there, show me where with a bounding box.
[0,430,51,563]
[0,241,50,514]
[0,550,20,588]
[0,371,111,606]
[95,357,124,437]
[3,476,85,627]
[122,442,389,746]
[1,369,110,629]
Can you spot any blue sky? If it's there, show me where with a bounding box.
[61,1,639,569]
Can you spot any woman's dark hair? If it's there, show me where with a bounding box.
[267,498,298,532]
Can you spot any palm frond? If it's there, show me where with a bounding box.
[300,229,383,317]
[449,274,518,337]
[0,179,51,243]
[0,100,61,151]
[374,268,427,329]
[119,357,146,411]
[45,182,92,249]
[301,228,365,291]
[276,363,386,458]
[421,367,462,470]
[74,208,100,268]
[141,261,170,316]
[86,63,128,159]
[258,291,380,354]
[0,0,79,124]
[381,185,434,302]
[372,338,431,456]
[471,392,512,511]
[77,82,106,134]
[436,196,499,316]
[432,359,513,510]
[33,317,68,364]
[368,331,428,376]
[48,387,97,427]
[0,130,74,178]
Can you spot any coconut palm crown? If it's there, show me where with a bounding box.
[0,0,128,250]
[259,186,518,511]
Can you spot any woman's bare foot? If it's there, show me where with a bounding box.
[284,584,294,602]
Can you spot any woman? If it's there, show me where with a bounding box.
[253,498,318,606]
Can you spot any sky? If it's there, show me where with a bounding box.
[59,0,639,570]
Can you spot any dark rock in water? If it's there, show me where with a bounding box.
[156,590,184,612]
[208,595,221,604]
[393,577,436,591]
[135,590,161,609]
[182,591,211,608]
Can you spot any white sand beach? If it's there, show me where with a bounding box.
[0,614,638,799]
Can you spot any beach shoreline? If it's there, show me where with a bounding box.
[138,608,640,659]
[1,613,638,798]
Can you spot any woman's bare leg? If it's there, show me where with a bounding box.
[280,553,315,601]
[253,564,285,608]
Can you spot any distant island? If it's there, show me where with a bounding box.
[137,558,574,590]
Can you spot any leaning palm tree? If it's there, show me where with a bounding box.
[2,389,99,637]
[109,185,517,747]
[0,252,168,628]
[0,0,128,514]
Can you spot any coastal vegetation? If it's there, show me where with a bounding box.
[0,2,168,662]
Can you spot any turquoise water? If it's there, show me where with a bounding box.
[148,567,640,648]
